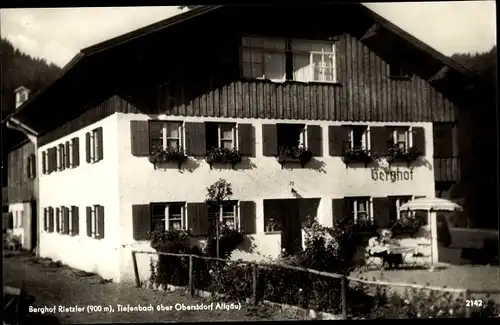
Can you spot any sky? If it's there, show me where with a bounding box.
[0,2,496,68]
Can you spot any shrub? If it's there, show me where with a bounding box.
[204,225,245,259]
[391,214,427,238]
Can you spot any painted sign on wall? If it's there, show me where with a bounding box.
[371,167,414,183]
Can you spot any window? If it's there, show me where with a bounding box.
[241,37,337,83]
[241,37,286,80]
[43,151,49,174]
[208,202,239,234]
[56,145,62,171]
[389,64,411,79]
[346,126,369,151]
[392,127,412,150]
[27,154,36,179]
[291,40,336,82]
[347,197,372,223]
[150,121,183,153]
[277,124,306,151]
[151,202,186,232]
[389,196,413,223]
[56,207,63,233]
[205,122,236,150]
[66,141,73,168]
[86,127,103,163]
[87,205,104,239]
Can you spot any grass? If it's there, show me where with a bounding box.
[3,252,300,323]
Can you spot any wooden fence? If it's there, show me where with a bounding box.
[131,250,499,319]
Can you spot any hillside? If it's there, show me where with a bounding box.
[1,38,61,119]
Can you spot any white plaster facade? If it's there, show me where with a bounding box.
[37,111,436,283]
[9,202,32,249]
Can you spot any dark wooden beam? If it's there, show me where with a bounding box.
[428,65,451,83]
[360,23,381,41]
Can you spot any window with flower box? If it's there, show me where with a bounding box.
[150,121,184,152]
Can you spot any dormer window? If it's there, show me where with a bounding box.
[389,64,411,79]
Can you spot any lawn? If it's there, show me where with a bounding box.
[3,252,300,324]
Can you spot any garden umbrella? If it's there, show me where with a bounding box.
[399,198,463,271]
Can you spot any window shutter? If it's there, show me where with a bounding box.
[329,126,349,156]
[332,198,345,224]
[185,122,206,156]
[412,127,426,155]
[370,126,392,156]
[63,207,70,234]
[239,201,256,234]
[52,147,57,172]
[187,202,208,236]
[262,124,278,157]
[55,207,61,233]
[372,197,391,228]
[307,125,323,157]
[132,204,151,241]
[43,208,48,231]
[48,207,54,232]
[97,205,105,239]
[237,124,255,157]
[86,207,92,237]
[71,206,79,235]
[433,123,453,157]
[85,132,91,163]
[96,127,104,161]
[42,151,47,174]
[344,198,354,222]
[47,149,53,173]
[130,121,150,156]
[60,144,66,170]
[26,156,31,179]
[65,141,71,167]
[72,137,80,167]
[31,154,36,178]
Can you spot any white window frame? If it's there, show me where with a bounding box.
[57,207,64,233]
[218,123,237,149]
[89,205,100,239]
[349,126,370,150]
[161,122,183,150]
[208,202,240,231]
[391,196,414,221]
[56,146,61,171]
[352,197,372,223]
[241,36,287,82]
[43,151,49,174]
[163,203,187,231]
[393,126,412,150]
[67,207,73,235]
[68,142,74,168]
[309,47,336,83]
[89,130,100,163]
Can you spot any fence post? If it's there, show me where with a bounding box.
[252,263,258,306]
[189,255,194,296]
[131,251,140,288]
[341,275,348,320]
[464,290,471,318]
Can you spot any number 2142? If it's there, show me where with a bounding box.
[466,300,483,307]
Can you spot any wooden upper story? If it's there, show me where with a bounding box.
[7,139,37,203]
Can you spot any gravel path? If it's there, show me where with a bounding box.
[3,252,299,323]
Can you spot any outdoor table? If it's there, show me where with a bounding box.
[384,246,415,268]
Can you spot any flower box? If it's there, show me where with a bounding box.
[205,147,242,169]
[386,145,422,166]
[342,148,372,167]
[276,146,313,168]
[148,147,188,170]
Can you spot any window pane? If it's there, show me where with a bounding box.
[242,50,251,62]
[323,54,334,68]
[169,220,182,230]
[396,129,406,142]
[221,140,233,149]
[222,217,235,229]
[312,53,322,66]
[352,128,364,148]
[357,212,368,222]
[169,205,182,217]
[208,206,218,218]
[152,204,167,215]
[313,66,323,81]
[220,125,233,139]
[293,54,310,82]
[264,52,286,80]
[324,68,334,81]
[358,201,367,213]
[251,51,262,63]
[153,220,165,232]
[166,123,179,138]
[151,139,163,152]
[167,139,179,149]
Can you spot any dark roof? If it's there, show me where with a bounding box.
[6,4,486,129]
